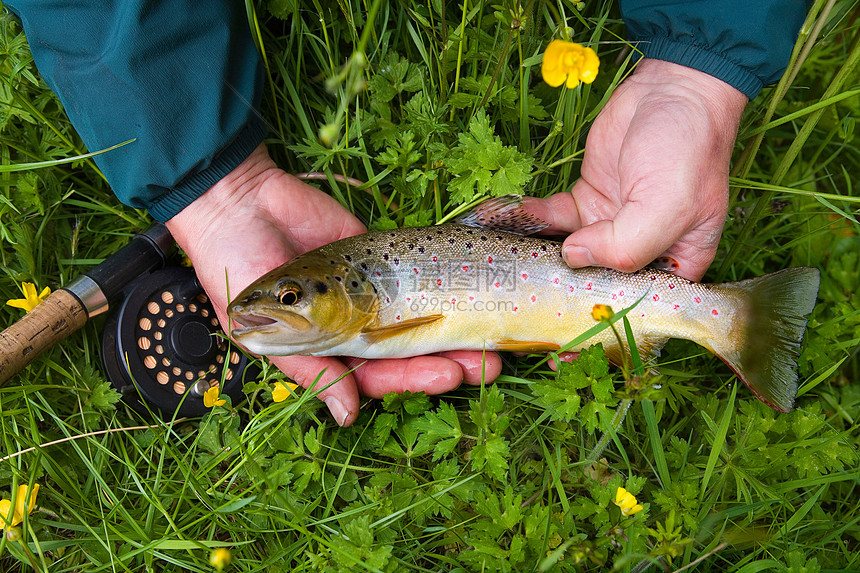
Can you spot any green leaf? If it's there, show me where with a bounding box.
[446,110,533,204]
[382,390,430,415]
[414,402,463,460]
[470,435,510,481]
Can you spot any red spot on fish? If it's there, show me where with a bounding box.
[488,256,494,264]
[641,313,645,317]
[462,266,469,272]
[619,290,624,297]
[553,278,560,284]
[513,306,519,312]
[522,273,528,280]
[653,294,660,302]
[469,296,474,301]
[569,285,575,292]
[396,315,401,321]
[673,304,679,310]
[612,294,617,300]
[413,268,419,274]
[668,284,675,289]
[712,309,719,316]
[451,298,457,304]
[494,282,501,288]
[396,280,401,287]
[405,297,411,302]
[557,312,562,317]
[436,279,442,286]
[386,297,391,303]
[531,252,538,258]
[694,296,702,304]
[530,295,536,302]
[375,271,382,276]
[432,256,437,262]
[586,283,592,290]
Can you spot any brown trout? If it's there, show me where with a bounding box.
[228,199,820,413]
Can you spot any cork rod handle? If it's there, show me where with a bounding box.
[0,290,87,385]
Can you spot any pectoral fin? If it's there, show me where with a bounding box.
[361,314,445,343]
[494,339,561,353]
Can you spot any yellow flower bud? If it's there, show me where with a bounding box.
[591,304,615,322]
[209,548,231,571]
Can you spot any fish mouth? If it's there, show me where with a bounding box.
[230,313,280,336]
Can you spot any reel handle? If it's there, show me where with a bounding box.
[0,290,87,385]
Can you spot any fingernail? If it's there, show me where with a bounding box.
[562,245,596,267]
[325,397,350,426]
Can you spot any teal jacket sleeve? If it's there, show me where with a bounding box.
[6,0,267,222]
[619,1,809,99]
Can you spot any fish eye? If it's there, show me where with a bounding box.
[278,288,302,306]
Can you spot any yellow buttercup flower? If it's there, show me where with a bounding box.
[591,304,615,323]
[203,386,226,408]
[6,282,51,313]
[0,483,40,529]
[209,547,231,571]
[614,486,644,517]
[272,381,299,403]
[541,39,599,89]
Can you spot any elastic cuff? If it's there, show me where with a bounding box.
[147,117,268,222]
[632,36,761,100]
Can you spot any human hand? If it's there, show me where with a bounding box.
[166,144,502,426]
[526,59,748,281]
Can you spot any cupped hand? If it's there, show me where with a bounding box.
[526,59,748,281]
[166,144,501,426]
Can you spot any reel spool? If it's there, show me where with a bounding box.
[101,267,256,417]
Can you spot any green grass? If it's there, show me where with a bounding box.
[1,0,860,571]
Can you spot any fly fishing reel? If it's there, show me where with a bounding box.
[101,267,256,417]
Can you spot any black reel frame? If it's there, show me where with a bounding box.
[101,267,256,417]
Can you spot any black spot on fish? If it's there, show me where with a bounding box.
[315,282,329,294]
[383,253,389,261]
[407,243,414,250]
[436,229,443,234]
[481,236,488,241]
[541,245,547,252]
[334,276,342,282]
[329,260,335,265]
[389,233,395,237]
[389,242,395,248]
[301,265,309,270]
[418,246,425,253]
[511,247,518,254]
[448,238,455,245]
[351,280,359,288]
[465,242,473,249]
[426,236,433,241]
[360,263,368,270]
[393,258,400,266]
[344,254,352,262]
[366,249,372,255]
[466,229,473,234]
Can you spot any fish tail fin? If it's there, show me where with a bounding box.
[708,267,820,413]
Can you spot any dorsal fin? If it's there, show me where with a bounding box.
[455,195,549,236]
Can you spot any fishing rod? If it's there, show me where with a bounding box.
[0,224,254,415]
